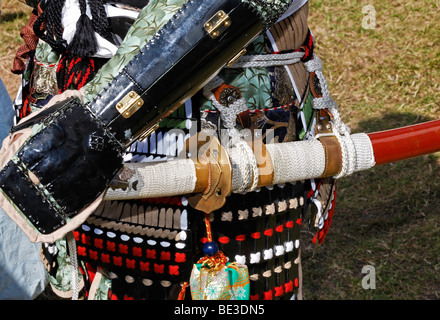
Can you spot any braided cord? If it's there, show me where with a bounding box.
[304,54,357,178]
[66,231,80,300]
[88,0,110,37]
[227,51,305,68]
[33,0,68,54]
[33,0,108,57]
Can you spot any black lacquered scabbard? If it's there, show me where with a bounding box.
[89,0,263,146]
[0,0,267,239]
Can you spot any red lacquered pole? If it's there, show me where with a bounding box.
[368,119,440,166]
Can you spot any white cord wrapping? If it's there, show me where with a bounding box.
[203,77,259,193]
[350,133,376,172]
[66,231,79,300]
[104,134,377,200]
[265,139,326,184]
[304,54,357,178]
[227,131,260,193]
[104,160,197,200]
[227,51,305,68]
[203,77,248,129]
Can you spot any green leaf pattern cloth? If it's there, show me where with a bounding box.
[45,238,83,295]
[200,35,273,112]
[82,0,187,104]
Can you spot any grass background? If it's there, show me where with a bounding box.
[1,0,439,299]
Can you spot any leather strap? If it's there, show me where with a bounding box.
[319,136,342,178]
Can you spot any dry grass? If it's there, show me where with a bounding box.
[0,0,31,98]
[302,0,440,300]
[309,0,440,130]
[1,0,440,300]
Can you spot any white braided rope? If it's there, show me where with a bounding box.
[227,51,305,68]
[265,139,326,184]
[66,231,79,300]
[203,77,248,129]
[104,160,197,200]
[228,138,259,193]
[202,76,260,192]
[336,133,357,178]
[228,146,247,192]
[213,98,248,129]
[304,54,357,178]
[350,133,376,172]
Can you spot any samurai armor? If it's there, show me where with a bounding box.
[9,0,339,301]
[69,1,316,300]
[0,0,293,243]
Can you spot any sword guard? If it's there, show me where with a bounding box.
[183,133,232,214]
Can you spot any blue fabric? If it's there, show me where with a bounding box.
[0,77,14,139]
[0,77,48,299]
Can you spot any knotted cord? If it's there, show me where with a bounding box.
[304,54,358,179]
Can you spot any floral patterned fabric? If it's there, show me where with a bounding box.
[42,238,83,298]
[190,262,250,300]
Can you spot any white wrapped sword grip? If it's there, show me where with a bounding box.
[104,133,375,200]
